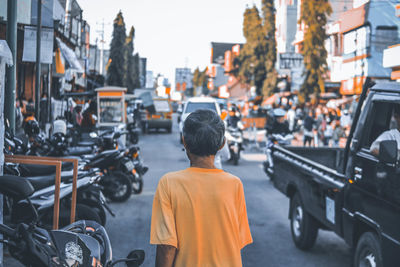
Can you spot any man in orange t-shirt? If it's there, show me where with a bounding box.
[150,109,253,267]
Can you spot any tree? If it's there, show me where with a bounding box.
[107,11,127,86]
[124,26,140,92]
[261,0,277,96]
[192,67,208,96]
[299,0,332,102]
[132,53,141,89]
[238,5,271,96]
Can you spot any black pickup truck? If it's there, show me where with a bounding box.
[270,81,400,267]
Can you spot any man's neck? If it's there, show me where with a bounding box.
[188,153,216,169]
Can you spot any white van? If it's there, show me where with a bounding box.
[178,97,221,142]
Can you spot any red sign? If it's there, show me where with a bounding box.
[224,51,232,72]
[232,44,240,56]
[207,65,217,78]
[207,80,214,90]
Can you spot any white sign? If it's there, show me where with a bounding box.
[22,26,54,64]
[383,45,400,68]
[326,197,335,224]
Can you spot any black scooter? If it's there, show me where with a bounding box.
[0,174,145,267]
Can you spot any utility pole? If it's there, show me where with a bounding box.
[98,19,106,75]
[94,38,98,74]
[5,0,17,134]
[35,0,42,121]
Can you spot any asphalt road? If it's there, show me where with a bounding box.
[4,118,352,267]
[105,120,352,267]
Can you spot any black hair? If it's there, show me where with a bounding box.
[183,109,225,156]
[394,104,400,116]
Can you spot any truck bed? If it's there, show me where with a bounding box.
[285,146,344,172]
[272,145,347,234]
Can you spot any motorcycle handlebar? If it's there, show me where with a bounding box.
[0,223,16,238]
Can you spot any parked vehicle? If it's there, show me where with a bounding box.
[4,133,114,226]
[268,80,400,267]
[178,97,221,142]
[3,168,105,228]
[0,174,145,267]
[142,98,173,133]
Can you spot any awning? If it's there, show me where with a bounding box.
[263,94,278,106]
[55,47,65,74]
[56,38,84,73]
[326,96,356,109]
[0,40,13,66]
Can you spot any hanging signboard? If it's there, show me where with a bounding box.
[22,26,54,64]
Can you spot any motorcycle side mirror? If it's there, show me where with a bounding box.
[107,250,145,267]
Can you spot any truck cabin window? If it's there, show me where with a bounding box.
[365,102,400,157]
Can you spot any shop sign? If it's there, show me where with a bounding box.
[22,26,54,64]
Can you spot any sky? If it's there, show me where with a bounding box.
[78,0,260,85]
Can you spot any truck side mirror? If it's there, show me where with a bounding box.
[379,140,397,164]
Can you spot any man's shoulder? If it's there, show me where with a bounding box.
[161,169,242,183]
[379,129,400,139]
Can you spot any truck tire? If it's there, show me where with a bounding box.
[290,193,318,250]
[354,232,382,267]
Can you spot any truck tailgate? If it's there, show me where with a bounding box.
[272,145,347,234]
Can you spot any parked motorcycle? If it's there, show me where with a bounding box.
[0,174,145,267]
[4,134,114,227]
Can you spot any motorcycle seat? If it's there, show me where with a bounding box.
[20,162,74,176]
[26,174,71,191]
[86,150,120,167]
[0,175,35,199]
[68,146,93,156]
[77,141,96,147]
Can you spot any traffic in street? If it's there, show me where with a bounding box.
[1,0,400,266]
[104,115,351,267]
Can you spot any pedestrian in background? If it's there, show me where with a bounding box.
[151,109,252,267]
[303,111,315,146]
[332,120,345,147]
[324,121,334,146]
[287,105,296,132]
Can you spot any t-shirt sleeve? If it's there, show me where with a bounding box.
[370,131,392,153]
[150,176,178,248]
[237,180,253,249]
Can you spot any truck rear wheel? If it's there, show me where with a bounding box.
[354,232,382,267]
[290,193,318,250]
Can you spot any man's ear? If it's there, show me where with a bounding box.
[218,137,226,151]
[182,135,187,149]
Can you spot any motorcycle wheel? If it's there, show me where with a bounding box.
[59,204,102,227]
[231,151,239,165]
[130,132,139,145]
[74,204,102,225]
[132,173,143,194]
[79,199,107,226]
[108,171,133,202]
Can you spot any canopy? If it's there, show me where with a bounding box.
[56,38,84,73]
[326,96,356,109]
[0,40,13,66]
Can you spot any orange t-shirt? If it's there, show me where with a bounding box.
[150,167,253,267]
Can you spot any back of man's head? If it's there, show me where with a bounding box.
[183,109,225,156]
[394,104,400,117]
